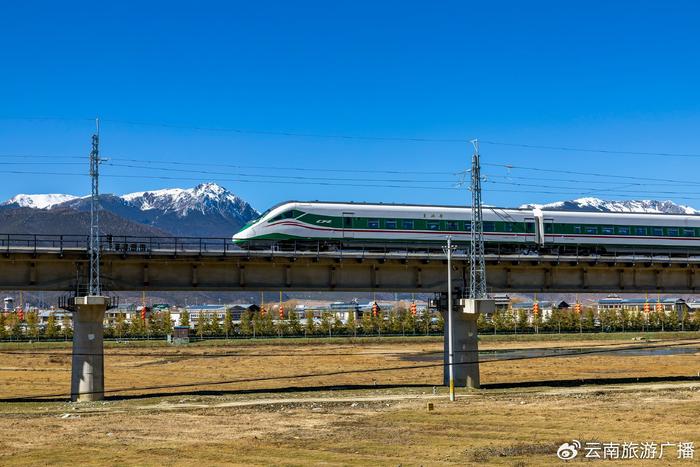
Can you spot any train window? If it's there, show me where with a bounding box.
[270,210,299,222]
[446,221,459,231]
[617,227,629,235]
[574,225,582,234]
[402,219,414,229]
[544,223,553,233]
[464,222,472,232]
[484,222,495,232]
[585,226,598,234]
[368,218,380,229]
[505,223,513,232]
[427,221,440,231]
[385,219,397,229]
[668,228,679,236]
[525,223,534,233]
[652,227,663,236]
[344,217,353,228]
[683,228,694,237]
[635,227,647,235]
[602,226,614,235]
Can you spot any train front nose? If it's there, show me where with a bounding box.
[233,226,257,243]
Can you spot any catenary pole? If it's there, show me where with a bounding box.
[88,118,101,296]
[469,138,487,299]
[445,235,455,401]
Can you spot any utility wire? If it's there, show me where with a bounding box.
[0,153,85,160]
[4,116,700,158]
[106,157,459,176]
[483,179,700,197]
[103,162,460,184]
[5,152,700,200]
[102,173,466,191]
[100,118,470,143]
[481,140,700,159]
[0,151,696,186]
[482,172,699,188]
[5,166,700,199]
[0,169,465,192]
[5,166,700,200]
[482,162,698,185]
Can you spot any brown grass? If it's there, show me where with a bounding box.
[0,337,699,465]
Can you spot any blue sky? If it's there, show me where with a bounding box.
[1,1,700,211]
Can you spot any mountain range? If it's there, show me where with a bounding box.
[1,191,699,239]
[519,197,699,214]
[0,183,258,237]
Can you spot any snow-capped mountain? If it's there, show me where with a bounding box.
[520,197,700,214]
[121,183,257,219]
[0,183,259,237]
[4,193,79,209]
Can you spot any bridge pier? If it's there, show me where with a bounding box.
[441,298,494,389]
[71,296,108,402]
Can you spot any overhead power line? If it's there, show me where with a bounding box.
[4,116,700,159]
[103,162,460,184]
[100,118,470,143]
[106,157,459,176]
[482,172,698,188]
[6,167,700,199]
[2,150,695,186]
[481,140,700,158]
[2,169,462,192]
[482,162,694,184]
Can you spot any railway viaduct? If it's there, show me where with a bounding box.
[4,235,700,401]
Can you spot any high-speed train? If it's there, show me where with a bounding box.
[232,201,700,254]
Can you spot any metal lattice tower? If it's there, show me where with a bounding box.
[88,119,101,296]
[469,139,487,298]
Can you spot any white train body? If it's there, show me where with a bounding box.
[233,201,700,252]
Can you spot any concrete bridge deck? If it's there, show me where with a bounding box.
[2,234,700,292]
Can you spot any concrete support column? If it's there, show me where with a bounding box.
[71,296,108,402]
[441,298,494,389]
[443,311,480,389]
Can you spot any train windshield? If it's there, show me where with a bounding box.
[269,209,302,222]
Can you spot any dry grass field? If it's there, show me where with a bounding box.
[1,333,699,465]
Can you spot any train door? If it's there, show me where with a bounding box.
[530,208,545,247]
[524,217,537,244]
[342,212,355,238]
[543,217,555,245]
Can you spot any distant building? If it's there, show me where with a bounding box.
[173,303,261,328]
[37,309,72,329]
[596,296,687,319]
[491,293,511,318]
[227,303,259,320]
[187,304,227,325]
[512,300,555,323]
[329,300,362,321]
[105,303,137,326]
[294,304,327,319]
[686,301,700,317]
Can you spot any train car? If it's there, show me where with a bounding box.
[232,200,700,254]
[233,201,536,251]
